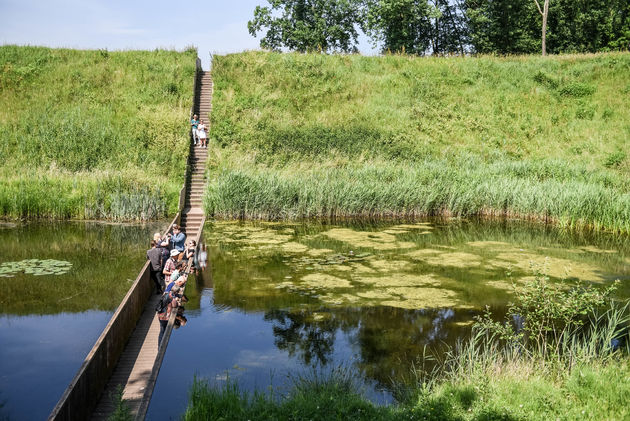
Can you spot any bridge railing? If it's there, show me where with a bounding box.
[48,213,180,421]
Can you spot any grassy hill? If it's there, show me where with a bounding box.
[0,46,196,219]
[205,51,630,232]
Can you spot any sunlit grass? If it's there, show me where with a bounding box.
[207,51,630,231]
[0,46,195,220]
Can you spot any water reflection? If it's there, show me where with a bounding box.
[265,309,339,365]
[148,219,630,419]
[202,219,629,386]
[0,221,166,420]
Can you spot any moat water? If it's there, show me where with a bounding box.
[0,221,165,421]
[147,219,630,420]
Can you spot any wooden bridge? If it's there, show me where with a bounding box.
[49,61,213,421]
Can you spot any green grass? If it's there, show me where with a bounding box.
[184,357,630,421]
[207,51,630,231]
[0,46,196,220]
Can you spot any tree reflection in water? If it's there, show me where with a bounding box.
[264,309,341,365]
[263,306,486,390]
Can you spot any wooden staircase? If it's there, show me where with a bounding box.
[180,71,211,236]
[195,71,213,124]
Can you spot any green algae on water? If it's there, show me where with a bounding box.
[322,228,416,250]
[301,273,352,289]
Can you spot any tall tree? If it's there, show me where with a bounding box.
[533,0,549,55]
[428,0,469,54]
[364,0,433,54]
[465,0,541,54]
[465,0,630,54]
[248,0,362,53]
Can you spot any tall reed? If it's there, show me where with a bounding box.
[204,157,630,233]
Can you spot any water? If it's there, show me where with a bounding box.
[0,221,165,420]
[148,219,630,419]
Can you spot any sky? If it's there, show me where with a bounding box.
[0,0,375,69]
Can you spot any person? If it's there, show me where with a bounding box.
[146,240,164,294]
[170,260,185,283]
[170,225,186,252]
[190,114,199,145]
[157,286,180,347]
[197,119,207,148]
[183,240,196,262]
[163,249,180,284]
[165,275,187,294]
[165,275,186,293]
[153,232,169,248]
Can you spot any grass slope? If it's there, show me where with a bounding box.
[0,46,196,219]
[206,51,630,231]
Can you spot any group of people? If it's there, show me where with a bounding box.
[146,224,196,346]
[190,114,208,148]
[146,224,195,294]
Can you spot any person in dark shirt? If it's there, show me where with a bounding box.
[146,240,164,294]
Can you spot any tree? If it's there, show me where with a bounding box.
[533,0,549,55]
[465,0,630,55]
[465,0,540,54]
[547,0,630,53]
[248,0,362,53]
[427,0,469,54]
[364,0,434,54]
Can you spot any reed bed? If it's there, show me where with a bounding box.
[204,156,630,233]
[0,170,179,220]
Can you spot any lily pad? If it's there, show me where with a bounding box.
[0,259,72,277]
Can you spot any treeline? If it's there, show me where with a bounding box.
[248,0,630,55]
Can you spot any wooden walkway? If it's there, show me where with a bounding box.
[90,71,212,420]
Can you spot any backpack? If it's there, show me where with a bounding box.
[155,292,172,313]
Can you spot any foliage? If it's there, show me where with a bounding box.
[184,348,630,420]
[474,272,621,358]
[465,0,630,54]
[364,0,433,54]
[365,0,468,54]
[0,46,195,220]
[248,0,362,53]
[107,386,132,421]
[249,0,629,55]
[0,259,72,277]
